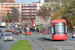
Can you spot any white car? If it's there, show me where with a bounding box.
[72,32,75,38]
[4,32,13,41]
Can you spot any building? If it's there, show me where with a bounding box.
[0,0,45,26]
[21,0,45,26]
[0,0,15,3]
[45,0,64,3]
[0,3,20,21]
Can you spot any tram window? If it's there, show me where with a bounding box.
[48,27,52,34]
[24,28,30,31]
[42,28,48,31]
[54,23,65,33]
[65,26,67,33]
[52,26,54,34]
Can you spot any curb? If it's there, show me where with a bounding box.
[9,41,17,50]
[29,41,33,50]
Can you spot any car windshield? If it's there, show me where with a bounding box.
[54,23,65,34]
[5,34,12,36]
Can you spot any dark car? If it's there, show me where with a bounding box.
[0,30,3,36]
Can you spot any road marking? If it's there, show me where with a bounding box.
[13,38,17,41]
[60,49,62,50]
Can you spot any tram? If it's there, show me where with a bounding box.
[24,27,31,35]
[42,19,67,40]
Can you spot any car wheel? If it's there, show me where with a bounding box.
[4,40,6,42]
[0,37,1,39]
[72,36,74,38]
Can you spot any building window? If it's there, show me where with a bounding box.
[7,4,9,6]
[2,4,5,6]
[7,7,10,9]
[10,10,12,12]
[3,14,5,15]
[10,4,13,6]
[33,4,36,6]
[28,4,31,6]
[29,10,32,12]
[29,13,32,15]
[15,4,18,6]
[2,7,5,9]
[2,11,5,12]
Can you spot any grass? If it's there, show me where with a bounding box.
[10,40,32,50]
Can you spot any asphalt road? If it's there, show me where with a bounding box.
[0,27,75,50]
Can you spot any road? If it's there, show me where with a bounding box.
[0,27,75,50]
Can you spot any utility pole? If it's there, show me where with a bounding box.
[35,8,37,25]
[20,3,21,25]
[60,0,62,6]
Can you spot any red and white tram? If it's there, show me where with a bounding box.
[24,27,31,35]
[42,19,67,40]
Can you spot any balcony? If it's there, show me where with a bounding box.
[22,6,37,7]
[22,12,35,13]
[22,9,35,10]
[23,15,35,16]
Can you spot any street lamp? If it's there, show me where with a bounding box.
[60,0,62,6]
[35,8,37,25]
[20,3,22,25]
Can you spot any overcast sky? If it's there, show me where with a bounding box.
[14,0,39,3]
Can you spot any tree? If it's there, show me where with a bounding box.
[11,7,19,22]
[52,0,75,29]
[61,0,75,29]
[6,11,10,21]
[47,2,61,20]
[37,5,50,23]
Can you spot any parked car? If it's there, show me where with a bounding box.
[72,32,75,38]
[0,29,3,36]
[4,32,13,41]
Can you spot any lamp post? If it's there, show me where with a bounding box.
[35,8,37,25]
[20,3,22,25]
[60,0,62,6]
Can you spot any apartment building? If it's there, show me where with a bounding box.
[0,0,45,26]
[0,3,20,21]
[0,0,15,3]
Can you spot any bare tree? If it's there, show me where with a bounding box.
[37,5,50,23]
[11,7,19,22]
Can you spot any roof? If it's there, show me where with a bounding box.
[51,19,66,23]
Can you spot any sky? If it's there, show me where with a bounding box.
[15,0,39,3]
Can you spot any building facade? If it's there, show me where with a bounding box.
[0,3,20,21]
[0,0,45,26]
[0,0,15,3]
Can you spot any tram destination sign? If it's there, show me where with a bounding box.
[55,23,64,25]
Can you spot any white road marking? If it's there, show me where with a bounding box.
[13,38,17,41]
[60,49,62,50]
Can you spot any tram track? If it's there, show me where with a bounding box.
[29,37,44,50]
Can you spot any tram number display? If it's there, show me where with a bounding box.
[55,23,64,25]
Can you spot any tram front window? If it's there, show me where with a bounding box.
[54,23,65,34]
[26,27,30,31]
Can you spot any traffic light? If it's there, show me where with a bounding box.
[69,10,72,15]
